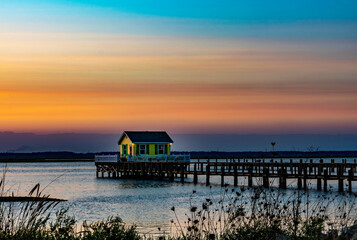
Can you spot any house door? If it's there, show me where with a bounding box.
[129,146,132,155]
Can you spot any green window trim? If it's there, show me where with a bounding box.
[122,144,128,156]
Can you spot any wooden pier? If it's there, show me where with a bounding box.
[95,157,357,193]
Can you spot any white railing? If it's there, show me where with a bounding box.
[127,154,190,162]
[95,154,119,163]
[95,154,190,163]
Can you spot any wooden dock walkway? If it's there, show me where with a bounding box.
[95,157,357,193]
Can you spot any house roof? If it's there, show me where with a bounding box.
[118,131,174,144]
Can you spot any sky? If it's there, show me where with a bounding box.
[1,0,357,135]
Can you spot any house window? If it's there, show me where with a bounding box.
[122,144,127,155]
[139,144,146,155]
[158,144,164,154]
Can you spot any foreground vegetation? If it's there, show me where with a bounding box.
[2,166,357,239]
[0,210,140,240]
[167,186,357,240]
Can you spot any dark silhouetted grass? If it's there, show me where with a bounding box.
[166,182,357,240]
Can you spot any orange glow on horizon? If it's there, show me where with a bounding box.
[1,33,357,134]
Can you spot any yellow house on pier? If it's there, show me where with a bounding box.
[118,131,173,160]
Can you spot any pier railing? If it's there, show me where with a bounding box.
[94,154,119,163]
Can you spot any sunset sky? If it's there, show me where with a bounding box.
[1,0,357,135]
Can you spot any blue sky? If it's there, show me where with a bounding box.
[5,0,357,21]
[2,0,357,38]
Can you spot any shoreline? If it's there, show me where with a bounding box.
[0,158,94,163]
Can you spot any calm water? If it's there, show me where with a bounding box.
[1,160,356,234]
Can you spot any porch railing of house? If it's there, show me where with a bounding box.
[94,154,190,163]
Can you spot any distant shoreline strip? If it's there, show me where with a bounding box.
[0,159,94,163]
